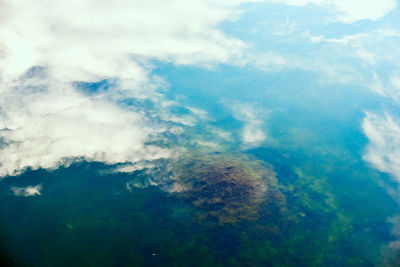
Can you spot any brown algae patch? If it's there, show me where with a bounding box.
[167,153,285,225]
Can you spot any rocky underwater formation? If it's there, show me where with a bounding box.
[158,153,286,225]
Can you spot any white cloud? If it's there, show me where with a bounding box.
[0,78,173,176]
[247,51,294,72]
[391,76,400,91]
[299,28,400,88]
[367,74,400,104]
[273,0,397,23]
[363,112,400,182]
[0,0,260,176]
[242,125,267,144]
[209,127,233,141]
[308,33,370,45]
[114,162,156,174]
[330,0,397,23]
[377,29,400,37]
[306,32,381,64]
[11,184,42,197]
[0,0,251,83]
[226,101,270,145]
[368,72,387,96]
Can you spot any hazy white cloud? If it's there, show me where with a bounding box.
[273,0,397,23]
[226,101,270,145]
[299,28,400,89]
[0,77,173,176]
[209,127,233,141]
[368,72,387,96]
[247,51,294,72]
[305,32,382,65]
[363,112,400,182]
[11,184,42,197]
[0,0,259,176]
[308,33,371,45]
[242,125,267,145]
[367,74,400,104]
[114,162,156,174]
[378,29,400,37]
[0,0,251,83]
[328,0,397,23]
[391,76,400,91]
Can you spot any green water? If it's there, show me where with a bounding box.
[0,145,397,266]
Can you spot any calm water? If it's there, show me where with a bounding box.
[0,65,399,266]
[0,147,397,266]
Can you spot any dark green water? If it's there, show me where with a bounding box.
[0,145,397,266]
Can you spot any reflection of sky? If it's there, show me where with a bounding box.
[1,1,400,190]
[2,1,400,265]
[208,2,400,181]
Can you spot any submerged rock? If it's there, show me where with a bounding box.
[166,153,285,225]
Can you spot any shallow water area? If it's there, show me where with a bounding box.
[154,153,286,225]
[0,144,397,266]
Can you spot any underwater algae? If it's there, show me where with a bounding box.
[163,153,286,225]
[0,150,394,266]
